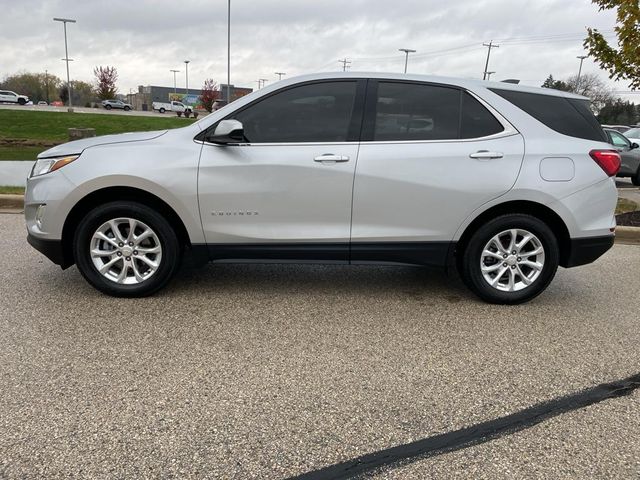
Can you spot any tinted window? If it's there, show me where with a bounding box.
[460,92,504,138]
[232,81,357,143]
[489,88,607,142]
[373,82,460,141]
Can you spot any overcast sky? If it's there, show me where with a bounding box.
[1,0,636,101]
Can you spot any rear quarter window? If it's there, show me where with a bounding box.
[489,88,607,142]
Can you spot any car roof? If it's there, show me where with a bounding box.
[273,71,589,101]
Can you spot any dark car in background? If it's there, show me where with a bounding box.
[605,128,640,185]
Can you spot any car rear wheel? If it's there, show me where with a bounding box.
[73,201,182,297]
[459,214,559,304]
[104,104,112,110]
[159,108,165,113]
[124,106,130,111]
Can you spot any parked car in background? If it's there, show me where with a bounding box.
[0,90,29,105]
[152,100,193,114]
[101,99,132,111]
[622,127,640,145]
[605,128,640,185]
[601,124,631,134]
[37,101,48,106]
[25,72,619,304]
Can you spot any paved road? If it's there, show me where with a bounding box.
[617,177,640,205]
[0,213,639,478]
[0,103,205,119]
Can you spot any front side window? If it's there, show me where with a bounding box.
[608,130,630,148]
[232,81,357,143]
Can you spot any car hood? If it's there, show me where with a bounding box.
[37,130,168,158]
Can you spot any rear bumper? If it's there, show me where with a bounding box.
[561,235,614,268]
[27,234,71,269]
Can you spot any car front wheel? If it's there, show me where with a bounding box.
[73,201,182,297]
[459,214,559,304]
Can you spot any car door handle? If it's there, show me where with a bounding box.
[314,154,350,163]
[469,150,504,160]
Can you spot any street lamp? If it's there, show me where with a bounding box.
[184,60,190,101]
[576,55,588,91]
[53,17,76,112]
[227,0,231,104]
[486,71,495,80]
[399,48,416,74]
[170,69,180,95]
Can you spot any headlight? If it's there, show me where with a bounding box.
[30,154,80,178]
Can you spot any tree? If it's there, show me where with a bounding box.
[541,75,570,91]
[597,99,639,125]
[59,80,97,106]
[0,72,62,103]
[200,79,220,113]
[585,0,640,89]
[93,66,118,100]
[564,73,615,113]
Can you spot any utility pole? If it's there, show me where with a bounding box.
[170,69,180,95]
[184,60,190,100]
[482,40,499,80]
[486,71,495,80]
[227,0,231,104]
[53,17,76,112]
[45,69,50,103]
[338,58,351,71]
[398,48,416,74]
[576,55,588,92]
[259,78,268,89]
[275,72,286,81]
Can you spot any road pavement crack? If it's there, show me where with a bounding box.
[288,372,640,479]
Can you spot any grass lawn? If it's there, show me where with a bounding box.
[0,186,25,194]
[616,197,638,215]
[0,110,196,160]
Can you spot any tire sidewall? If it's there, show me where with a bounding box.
[73,202,181,297]
[462,214,559,304]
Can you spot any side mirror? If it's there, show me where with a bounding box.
[631,142,639,150]
[208,119,245,144]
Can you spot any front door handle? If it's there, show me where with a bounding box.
[314,154,350,163]
[469,150,504,160]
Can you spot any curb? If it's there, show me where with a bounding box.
[1,193,640,244]
[615,226,640,245]
[0,194,24,213]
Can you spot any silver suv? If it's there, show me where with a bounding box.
[25,73,620,303]
[101,99,132,111]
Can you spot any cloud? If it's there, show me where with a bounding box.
[1,0,631,99]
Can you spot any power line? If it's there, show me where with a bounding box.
[338,58,352,71]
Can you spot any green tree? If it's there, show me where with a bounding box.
[0,72,62,103]
[541,75,570,91]
[585,0,640,89]
[59,80,97,106]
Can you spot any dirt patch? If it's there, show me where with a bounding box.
[616,211,640,227]
[0,138,60,148]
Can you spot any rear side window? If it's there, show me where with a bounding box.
[461,92,504,139]
[373,82,460,141]
[489,88,607,142]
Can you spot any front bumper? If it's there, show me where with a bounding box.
[27,234,72,269]
[561,235,615,268]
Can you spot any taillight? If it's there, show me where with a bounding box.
[589,149,621,176]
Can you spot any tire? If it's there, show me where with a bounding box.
[73,201,182,297]
[159,108,165,113]
[124,106,130,111]
[459,214,559,304]
[17,98,26,105]
[105,104,112,110]
[632,169,640,186]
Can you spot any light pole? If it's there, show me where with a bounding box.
[486,71,495,80]
[53,17,76,112]
[482,40,499,80]
[399,48,416,74]
[275,72,286,81]
[170,69,180,95]
[184,60,190,101]
[576,55,588,92]
[45,69,50,104]
[227,0,231,104]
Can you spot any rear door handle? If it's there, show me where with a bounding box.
[314,154,350,163]
[469,150,504,160]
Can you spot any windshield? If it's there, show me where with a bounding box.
[625,127,640,138]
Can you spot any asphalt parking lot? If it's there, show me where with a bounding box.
[1,212,639,479]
